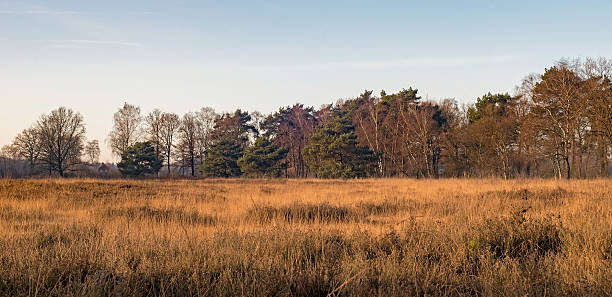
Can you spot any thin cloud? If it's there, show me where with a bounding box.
[128,11,158,15]
[305,56,516,70]
[51,39,143,47]
[0,9,154,16]
[25,10,83,15]
[0,9,83,15]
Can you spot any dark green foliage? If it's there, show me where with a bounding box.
[210,109,256,150]
[199,137,242,177]
[260,104,317,178]
[117,142,162,177]
[304,109,376,178]
[466,92,513,122]
[238,137,288,177]
[380,87,420,106]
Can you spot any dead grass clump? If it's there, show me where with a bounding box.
[471,212,563,260]
[603,232,612,260]
[357,197,408,216]
[487,187,572,201]
[249,198,418,224]
[259,186,274,195]
[196,191,227,202]
[35,224,103,249]
[248,203,359,223]
[0,205,55,222]
[102,206,217,225]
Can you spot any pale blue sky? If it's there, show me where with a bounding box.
[1,0,611,161]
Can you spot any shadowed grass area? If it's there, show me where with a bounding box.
[248,203,359,223]
[102,206,218,225]
[470,212,563,260]
[248,198,413,223]
[485,187,573,201]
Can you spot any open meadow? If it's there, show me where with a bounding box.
[0,178,610,296]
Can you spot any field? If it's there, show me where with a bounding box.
[0,178,610,296]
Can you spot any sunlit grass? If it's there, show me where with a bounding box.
[0,178,610,296]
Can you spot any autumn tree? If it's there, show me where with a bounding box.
[463,93,519,178]
[346,91,385,176]
[263,104,317,177]
[581,58,612,177]
[439,99,470,177]
[210,109,256,150]
[531,66,585,179]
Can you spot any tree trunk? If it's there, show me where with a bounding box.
[601,140,609,177]
[167,156,171,177]
[190,155,195,176]
[565,156,571,179]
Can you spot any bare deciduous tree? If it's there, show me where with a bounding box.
[84,140,100,164]
[178,112,201,176]
[532,65,585,179]
[11,126,41,174]
[36,107,86,177]
[109,103,142,157]
[159,112,181,175]
[195,107,217,163]
[145,109,163,161]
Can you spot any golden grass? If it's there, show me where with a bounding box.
[0,178,610,296]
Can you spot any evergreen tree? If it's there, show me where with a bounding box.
[117,141,162,177]
[199,137,242,177]
[210,110,257,150]
[238,137,288,177]
[304,109,376,178]
[466,92,513,123]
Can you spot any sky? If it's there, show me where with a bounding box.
[1,0,611,162]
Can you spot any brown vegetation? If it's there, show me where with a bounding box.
[0,178,610,296]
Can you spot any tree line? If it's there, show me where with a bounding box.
[1,57,610,179]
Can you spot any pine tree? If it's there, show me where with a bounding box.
[238,137,288,177]
[199,137,242,177]
[117,141,162,177]
[304,109,376,178]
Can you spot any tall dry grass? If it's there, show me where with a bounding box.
[0,178,610,296]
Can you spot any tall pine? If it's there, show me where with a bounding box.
[199,137,242,177]
[238,137,288,177]
[304,109,376,178]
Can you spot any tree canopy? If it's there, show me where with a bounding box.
[238,137,288,178]
[5,57,612,179]
[117,141,162,177]
[304,108,376,178]
[199,137,243,178]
